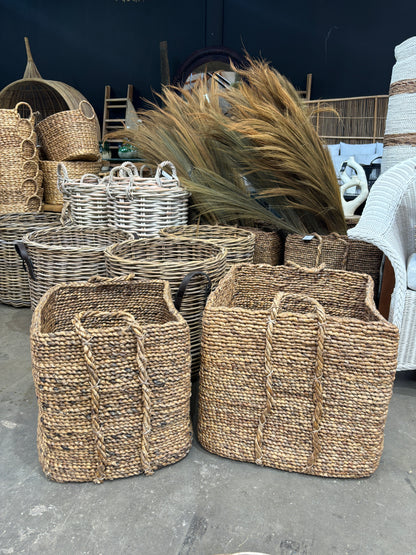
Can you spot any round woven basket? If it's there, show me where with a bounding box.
[0,102,35,146]
[36,101,100,162]
[0,212,61,307]
[41,160,102,205]
[16,226,134,309]
[105,237,227,377]
[160,225,255,269]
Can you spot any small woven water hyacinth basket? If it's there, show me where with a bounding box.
[0,212,61,307]
[241,225,282,265]
[31,275,192,483]
[160,225,255,269]
[198,263,399,478]
[105,237,227,378]
[41,159,102,205]
[36,100,100,162]
[284,232,383,295]
[16,226,133,309]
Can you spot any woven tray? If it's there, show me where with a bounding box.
[31,275,192,482]
[198,263,399,478]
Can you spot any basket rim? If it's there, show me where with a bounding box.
[161,224,256,242]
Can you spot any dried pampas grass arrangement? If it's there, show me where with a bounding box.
[108,56,346,234]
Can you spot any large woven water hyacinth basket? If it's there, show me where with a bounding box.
[284,232,383,295]
[0,213,60,307]
[382,36,416,173]
[16,225,133,309]
[198,263,399,478]
[31,275,192,483]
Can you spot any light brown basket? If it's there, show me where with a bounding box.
[0,102,35,146]
[31,275,192,483]
[241,225,282,265]
[198,263,399,478]
[16,225,134,309]
[0,212,61,307]
[284,232,383,294]
[105,237,227,377]
[160,225,255,269]
[41,159,102,204]
[36,100,100,161]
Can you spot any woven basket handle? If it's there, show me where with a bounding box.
[174,270,212,312]
[155,161,178,186]
[255,291,326,470]
[15,242,36,280]
[87,274,135,284]
[139,164,152,178]
[120,161,139,176]
[14,102,33,121]
[307,232,349,269]
[80,173,101,184]
[72,309,153,482]
[78,100,95,121]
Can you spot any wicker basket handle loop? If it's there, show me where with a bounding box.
[15,242,36,280]
[14,101,33,121]
[254,292,326,469]
[73,309,153,480]
[78,100,96,121]
[20,138,37,160]
[80,173,101,185]
[174,270,212,312]
[120,161,139,176]
[86,273,135,284]
[329,232,350,270]
[155,161,178,185]
[139,164,152,178]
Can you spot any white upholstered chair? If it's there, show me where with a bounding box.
[348,157,416,371]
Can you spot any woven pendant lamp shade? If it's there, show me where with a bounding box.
[382,36,416,173]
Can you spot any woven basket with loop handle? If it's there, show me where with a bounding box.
[198,263,399,478]
[36,100,100,161]
[41,159,102,205]
[284,232,383,296]
[31,274,192,483]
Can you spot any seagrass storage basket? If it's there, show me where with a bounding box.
[198,263,399,478]
[160,225,255,269]
[241,225,282,265]
[41,159,102,205]
[16,226,133,309]
[105,237,227,377]
[284,232,383,294]
[31,275,192,483]
[0,213,60,307]
[107,161,189,236]
[36,101,100,162]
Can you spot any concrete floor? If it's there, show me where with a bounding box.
[1,303,415,555]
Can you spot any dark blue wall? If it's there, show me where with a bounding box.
[1,0,415,126]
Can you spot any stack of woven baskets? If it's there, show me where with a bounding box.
[0,102,43,214]
[37,100,101,206]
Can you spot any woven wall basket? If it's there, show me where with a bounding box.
[36,100,100,162]
[284,232,383,295]
[105,237,227,377]
[41,160,102,205]
[16,225,133,309]
[160,225,255,269]
[198,263,399,478]
[382,36,416,173]
[31,275,192,483]
[0,212,60,307]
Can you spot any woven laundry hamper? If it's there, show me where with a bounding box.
[0,212,61,307]
[31,275,192,483]
[105,237,227,377]
[35,101,100,162]
[15,225,133,309]
[198,263,399,478]
[382,36,416,173]
[160,225,255,269]
[41,159,102,205]
[106,161,189,236]
[284,232,383,295]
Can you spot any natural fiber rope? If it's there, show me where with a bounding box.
[313,232,349,270]
[383,133,416,147]
[73,309,153,482]
[389,79,416,96]
[254,293,326,469]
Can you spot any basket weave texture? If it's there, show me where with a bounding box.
[105,237,227,376]
[0,102,43,214]
[40,160,102,204]
[284,232,383,294]
[36,100,100,162]
[0,213,60,307]
[241,226,282,265]
[31,275,192,483]
[160,225,255,269]
[198,263,399,478]
[19,226,133,309]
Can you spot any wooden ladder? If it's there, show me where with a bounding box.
[102,84,134,158]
